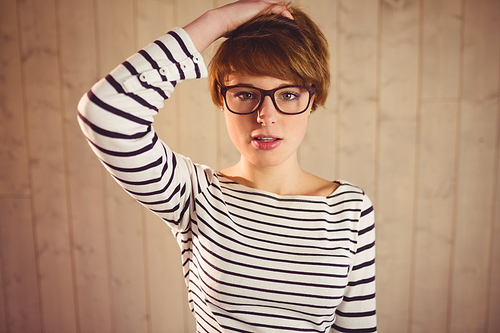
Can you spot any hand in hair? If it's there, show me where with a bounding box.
[184,0,292,53]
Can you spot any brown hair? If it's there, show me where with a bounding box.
[209,5,330,112]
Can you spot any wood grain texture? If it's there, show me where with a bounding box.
[376,0,420,331]
[57,0,114,331]
[0,263,5,332]
[297,0,338,182]
[488,135,500,333]
[336,0,378,198]
[17,0,78,331]
[0,198,41,333]
[449,0,500,331]
[410,1,462,332]
[0,0,31,197]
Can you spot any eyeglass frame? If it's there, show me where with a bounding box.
[219,84,316,115]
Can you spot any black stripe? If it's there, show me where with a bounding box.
[361,205,374,217]
[342,293,376,302]
[105,74,158,111]
[356,241,375,254]
[154,39,185,80]
[138,183,181,205]
[122,60,169,99]
[78,112,150,139]
[331,324,377,333]
[167,30,201,78]
[347,276,375,287]
[86,133,159,157]
[359,223,375,236]
[335,310,376,318]
[103,156,162,173]
[111,152,170,186]
[87,90,152,125]
[352,259,375,271]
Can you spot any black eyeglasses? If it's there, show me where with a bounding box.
[220,84,315,115]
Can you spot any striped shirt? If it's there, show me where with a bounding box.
[78,27,377,333]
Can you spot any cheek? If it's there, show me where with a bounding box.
[291,116,309,145]
[224,112,249,147]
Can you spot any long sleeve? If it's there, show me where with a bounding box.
[77,27,211,233]
[332,194,377,333]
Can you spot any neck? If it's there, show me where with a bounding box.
[223,154,307,195]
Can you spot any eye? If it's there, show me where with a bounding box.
[234,91,258,101]
[278,90,300,102]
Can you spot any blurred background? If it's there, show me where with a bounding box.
[0,0,499,332]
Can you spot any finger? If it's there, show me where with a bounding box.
[266,4,294,20]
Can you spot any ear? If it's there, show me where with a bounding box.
[309,95,316,113]
[218,92,225,110]
[215,82,221,102]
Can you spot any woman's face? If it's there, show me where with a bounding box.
[223,74,312,169]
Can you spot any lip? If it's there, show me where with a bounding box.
[251,135,282,150]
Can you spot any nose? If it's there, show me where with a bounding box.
[256,96,278,125]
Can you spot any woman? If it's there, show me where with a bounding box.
[78,1,376,332]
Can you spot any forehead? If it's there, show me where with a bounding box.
[226,74,295,90]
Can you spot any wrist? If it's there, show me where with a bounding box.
[183,9,226,54]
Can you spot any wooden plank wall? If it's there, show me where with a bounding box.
[0,0,499,332]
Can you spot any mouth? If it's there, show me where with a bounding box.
[251,135,283,150]
[252,136,282,143]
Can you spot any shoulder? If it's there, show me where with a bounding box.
[302,172,340,197]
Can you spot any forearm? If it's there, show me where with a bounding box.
[183,9,227,54]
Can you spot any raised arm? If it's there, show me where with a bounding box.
[77,1,292,232]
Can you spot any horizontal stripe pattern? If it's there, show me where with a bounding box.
[77,27,376,332]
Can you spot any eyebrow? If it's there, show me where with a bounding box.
[227,83,298,90]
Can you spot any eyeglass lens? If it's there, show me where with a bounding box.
[225,86,311,114]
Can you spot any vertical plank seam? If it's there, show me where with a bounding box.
[0,202,9,331]
[102,172,115,333]
[484,8,500,330]
[446,0,466,331]
[15,0,45,331]
[334,0,341,180]
[141,208,152,333]
[407,1,424,332]
[171,0,190,330]
[374,0,382,212]
[215,0,222,172]
[53,0,82,331]
[174,0,182,163]
[93,0,116,331]
[133,1,153,331]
